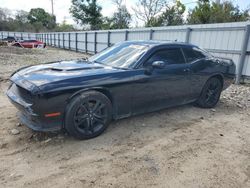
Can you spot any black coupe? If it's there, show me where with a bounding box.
[7,41,235,139]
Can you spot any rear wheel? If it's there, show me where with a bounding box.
[65,91,112,140]
[196,77,223,108]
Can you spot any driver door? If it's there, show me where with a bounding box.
[132,47,192,115]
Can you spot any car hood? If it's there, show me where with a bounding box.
[11,60,122,89]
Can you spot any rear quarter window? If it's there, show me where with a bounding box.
[182,47,208,63]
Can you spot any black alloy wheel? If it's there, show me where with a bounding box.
[74,99,108,134]
[196,77,223,108]
[65,91,112,139]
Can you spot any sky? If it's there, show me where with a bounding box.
[0,0,249,26]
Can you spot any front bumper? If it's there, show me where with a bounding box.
[7,84,62,132]
[18,112,61,132]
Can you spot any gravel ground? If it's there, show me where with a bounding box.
[0,46,87,81]
[0,46,250,188]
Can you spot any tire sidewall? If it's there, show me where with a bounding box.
[65,91,112,140]
[196,77,222,108]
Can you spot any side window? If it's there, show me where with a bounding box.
[182,47,206,63]
[146,48,185,66]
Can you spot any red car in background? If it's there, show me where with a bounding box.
[12,40,46,48]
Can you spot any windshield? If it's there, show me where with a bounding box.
[89,42,150,68]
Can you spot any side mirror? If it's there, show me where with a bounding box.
[152,61,166,69]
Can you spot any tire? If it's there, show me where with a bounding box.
[65,91,112,140]
[196,77,223,108]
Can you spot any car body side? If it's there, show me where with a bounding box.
[7,42,235,132]
[12,40,46,48]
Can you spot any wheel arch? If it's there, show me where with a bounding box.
[209,73,224,88]
[67,87,114,105]
[198,73,224,98]
[62,87,114,130]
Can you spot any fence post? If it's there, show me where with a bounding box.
[75,33,78,52]
[48,34,50,45]
[69,33,71,50]
[236,24,250,84]
[63,33,65,49]
[54,33,56,46]
[94,32,97,54]
[149,29,154,40]
[85,32,88,53]
[185,27,191,43]
[107,31,111,47]
[125,30,128,41]
[50,33,52,45]
[58,33,60,47]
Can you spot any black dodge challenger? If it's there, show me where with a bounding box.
[7,41,235,139]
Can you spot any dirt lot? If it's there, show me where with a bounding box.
[0,46,250,188]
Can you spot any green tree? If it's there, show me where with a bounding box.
[187,0,211,24]
[55,20,76,32]
[148,0,186,27]
[110,6,131,29]
[110,0,131,29]
[210,2,249,23]
[132,0,168,27]
[0,8,20,31]
[187,0,249,24]
[28,8,56,31]
[0,8,8,30]
[70,0,103,30]
[15,10,29,32]
[100,17,113,30]
[0,8,8,21]
[160,0,185,26]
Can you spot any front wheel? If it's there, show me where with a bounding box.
[196,77,223,108]
[65,91,112,140]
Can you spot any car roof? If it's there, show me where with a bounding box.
[122,40,198,48]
